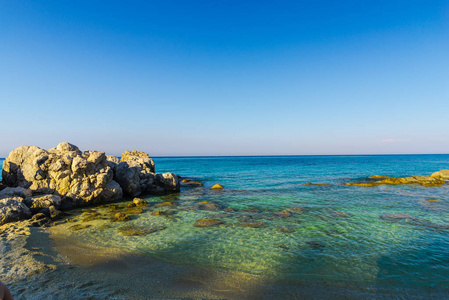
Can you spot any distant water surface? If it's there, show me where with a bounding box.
[3,155,449,296]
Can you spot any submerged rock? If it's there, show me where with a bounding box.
[110,212,130,222]
[278,227,295,233]
[211,184,223,190]
[430,170,449,179]
[194,218,224,227]
[117,225,166,236]
[152,210,176,216]
[303,182,331,186]
[236,221,267,228]
[181,179,204,187]
[193,201,223,211]
[133,197,148,206]
[347,174,446,187]
[271,210,293,218]
[379,213,416,222]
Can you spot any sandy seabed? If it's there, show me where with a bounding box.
[1,220,445,300]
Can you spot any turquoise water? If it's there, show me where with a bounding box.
[3,155,449,294]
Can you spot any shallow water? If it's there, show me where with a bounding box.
[4,155,449,295]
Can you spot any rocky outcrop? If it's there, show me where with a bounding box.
[115,150,179,196]
[2,142,122,205]
[1,142,180,226]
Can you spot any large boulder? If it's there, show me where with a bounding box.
[2,142,123,205]
[115,150,180,196]
[0,187,32,199]
[0,197,31,225]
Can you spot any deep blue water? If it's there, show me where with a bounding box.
[3,155,449,295]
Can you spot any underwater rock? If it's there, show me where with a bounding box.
[307,241,325,250]
[194,218,224,227]
[110,212,130,222]
[236,221,267,228]
[347,175,445,187]
[278,227,295,233]
[117,225,166,236]
[379,213,416,222]
[426,198,441,202]
[332,211,352,217]
[346,182,380,187]
[152,210,176,216]
[181,179,204,187]
[223,207,237,212]
[154,201,175,208]
[123,208,143,215]
[133,197,148,206]
[211,184,223,190]
[81,213,108,222]
[193,201,223,211]
[271,210,293,218]
[303,182,331,186]
[285,207,306,214]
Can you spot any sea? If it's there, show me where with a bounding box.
[2,154,449,296]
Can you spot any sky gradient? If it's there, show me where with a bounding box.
[1,1,448,156]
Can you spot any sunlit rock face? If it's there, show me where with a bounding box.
[115,150,179,196]
[2,142,121,206]
[2,142,180,206]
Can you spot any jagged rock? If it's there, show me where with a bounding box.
[430,170,449,179]
[2,142,123,205]
[120,150,155,172]
[106,155,120,169]
[115,150,179,196]
[23,194,61,213]
[0,197,31,225]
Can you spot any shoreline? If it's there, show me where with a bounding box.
[2,219,448,299]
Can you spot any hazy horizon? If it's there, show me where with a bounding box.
[1,1,448,157]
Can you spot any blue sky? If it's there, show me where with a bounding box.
[1,1,448,156]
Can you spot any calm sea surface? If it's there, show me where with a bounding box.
[2,155,449,295]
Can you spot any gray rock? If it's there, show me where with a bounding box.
[0,187,32,199]
[0,197,31,225]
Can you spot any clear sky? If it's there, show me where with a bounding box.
[1,1,448,156]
